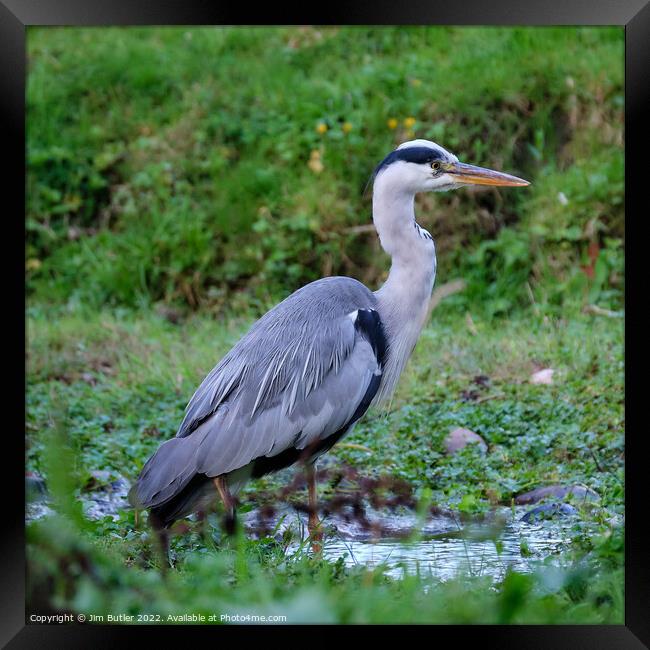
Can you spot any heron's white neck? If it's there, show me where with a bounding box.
[371,175,437,402]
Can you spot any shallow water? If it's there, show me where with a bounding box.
[321,515,572,581]
[245,503,578,582]
[27,475,581,582]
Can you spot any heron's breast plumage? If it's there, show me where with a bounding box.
[373,230,436,403]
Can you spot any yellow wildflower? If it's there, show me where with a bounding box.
[316,122,328,134]
[342,121,353,134]
[387,118,398,130]
[404,116,417,129]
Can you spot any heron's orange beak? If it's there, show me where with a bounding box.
[447,161,530,187]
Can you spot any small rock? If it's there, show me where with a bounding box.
[530,368,555,384]
[443,427,488,455]
[520,502,578,524]
[515,484,599,505]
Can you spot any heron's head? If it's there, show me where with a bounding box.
[373,139,529,194]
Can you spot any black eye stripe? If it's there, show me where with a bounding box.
[373,146,447,178]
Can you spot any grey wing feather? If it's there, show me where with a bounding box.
[177,276,377,438]
[130,277,382,510]
[194,335,379,476]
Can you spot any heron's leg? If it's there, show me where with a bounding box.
[306,464,322,553]
[158,529,171,572]
[148,510,171,570]
[213,476,237,535]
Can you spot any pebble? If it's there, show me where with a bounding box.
[530,368,555,384]
[514,485,599,505]
[443,427,488,455]
[520,502,578,524]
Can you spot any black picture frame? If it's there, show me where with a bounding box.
[6,1,648,646]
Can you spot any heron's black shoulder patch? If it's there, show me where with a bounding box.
[354,309,387,368]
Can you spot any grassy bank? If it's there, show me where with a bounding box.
[27,26,623,316]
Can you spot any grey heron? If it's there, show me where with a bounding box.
[128,139,529,548]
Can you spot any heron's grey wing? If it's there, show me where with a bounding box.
[176,276,380,437]
[130,277,385,510]
[193,324,381,477]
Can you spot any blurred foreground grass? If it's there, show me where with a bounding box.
[28,514,623,624]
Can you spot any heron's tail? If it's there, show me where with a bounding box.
[128,436,215,529]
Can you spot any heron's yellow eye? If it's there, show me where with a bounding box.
[431,161,441,171]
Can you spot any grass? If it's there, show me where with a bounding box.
[26,304,624,513]
[27,26,624,315]
[26,303,624,623]
[27,514,623,624]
